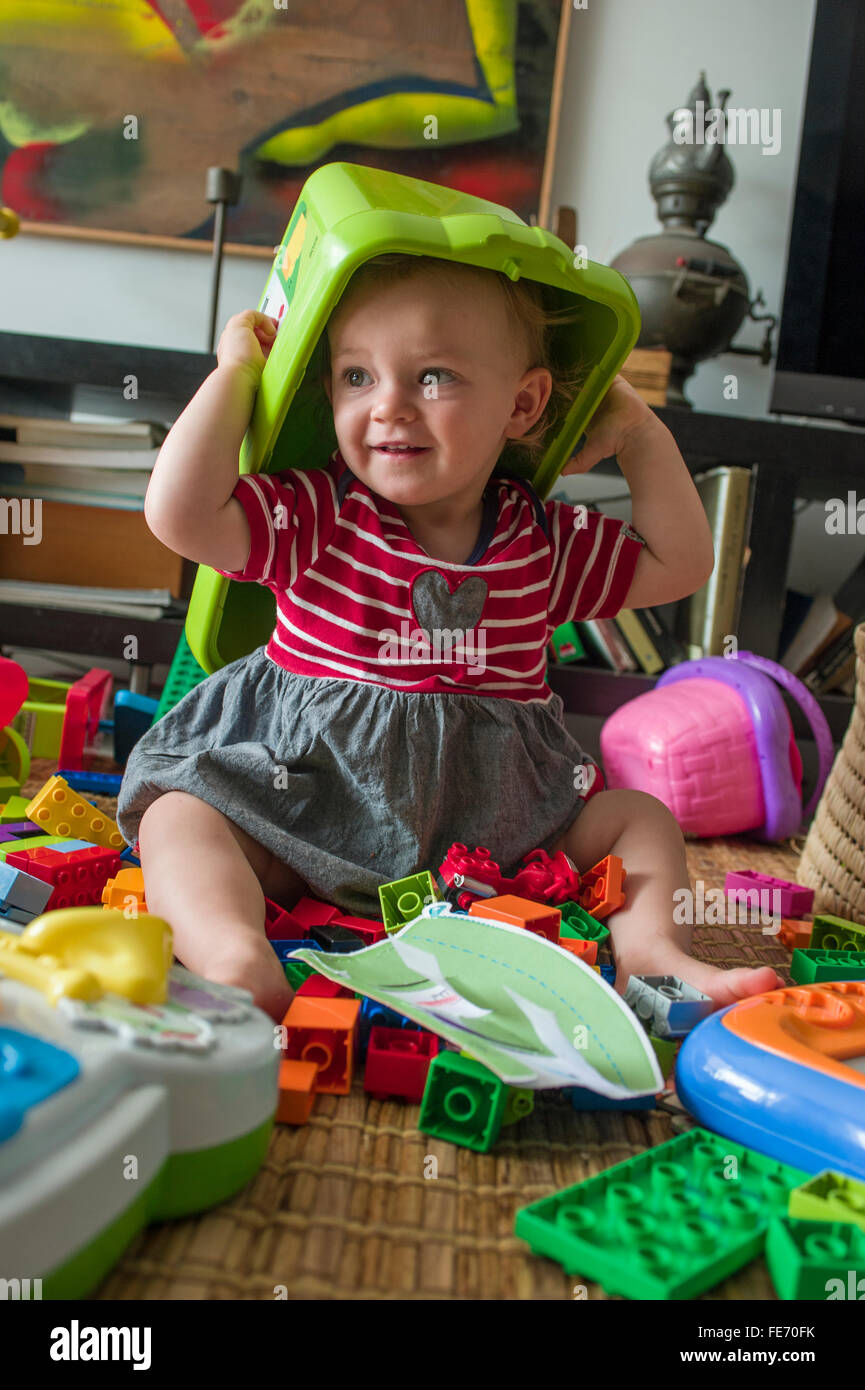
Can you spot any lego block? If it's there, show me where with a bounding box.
[418,1050,508,1152]
[0,834,66,863]
[101,866,147,914]
[624,975,713,1039]
[724,871,813,919]
[268,938,321,963]
[579,855,626,919]
[364,1025,439,1101]
[57,769,124,796]
[119,845,141,866]
[558,900,610,943]
[10,675,70,758]
[283,958,318,991]
[152,629,209,724]
[113,689,160,765]
[0,796,32,825]
[502,1087,535,1126]
[515,1128,809,1299]
[280,995,360,1094]
[263,897,305,940]
[26,775,125,851]
[599,963,616,985]
[289,895,340,930]
[569,1086,656,1112]
[778,918,813,952]
[550,620,586,663]
[0,725,29,799]
[5,843,122,910]
[276,1058,318,1125]
[789,1170,865,1232]
[0,860,54,920]
[649,1033,678,1081]
[766,1216,865,1300]
[811,914,865,954]
[468,893,561,942]
[59,668,113,771]
[790,947,865,984]
[330,913,386,947]
[379,870,440,934]
[358,995,421,1058]
[296,975,355,999]
[556,936,598,966]
[309,920,367,953]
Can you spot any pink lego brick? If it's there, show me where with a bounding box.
[724,871,814,919]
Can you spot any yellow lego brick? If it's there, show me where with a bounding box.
[25,775,125,851]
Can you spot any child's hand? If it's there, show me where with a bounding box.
[561,375,657,475]
[216,310,279,376]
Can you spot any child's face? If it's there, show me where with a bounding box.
[323,269,551,510]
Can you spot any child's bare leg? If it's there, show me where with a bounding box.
[550,789,783,1008]
[138,790,304,1021]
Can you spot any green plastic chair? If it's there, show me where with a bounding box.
[185,161,640,673]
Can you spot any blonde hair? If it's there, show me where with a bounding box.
[317,252,588,475]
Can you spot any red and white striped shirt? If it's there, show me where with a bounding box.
[215,449,644,705]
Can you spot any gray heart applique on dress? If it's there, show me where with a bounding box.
[410,570,488,632]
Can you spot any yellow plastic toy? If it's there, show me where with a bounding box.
[3,908,173,1005]
[26,774,125,850]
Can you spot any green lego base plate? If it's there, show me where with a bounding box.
[185,160,640,673]
[515,1127,810,1299]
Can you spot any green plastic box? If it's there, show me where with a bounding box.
[10,677,70,758]
[186,161,640,673]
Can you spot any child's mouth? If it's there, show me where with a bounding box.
[373,445,429,459]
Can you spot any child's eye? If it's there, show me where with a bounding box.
[421,368,455,386]
[342,367,370,388]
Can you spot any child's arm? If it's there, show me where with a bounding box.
[144,310,278,573]
[562,377,714,607]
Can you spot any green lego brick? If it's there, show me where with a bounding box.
[648,1034,678,1079]
[0,833,66,862]
[550,621,586,664]
[810,914,865,954]
[558,900,610,944]
[502,1086,535,1127]
[790,946,865,983]
[514,1127,809,1300]
[153,630,209,724]
[378,870,440,935]
[418,1050,508,1152]
[766,1216,865,1300]
[789,1170,865,1233]
[0,795,31,825]
[283,959,318,991]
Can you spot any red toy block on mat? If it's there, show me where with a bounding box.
[296,975,356,999]
[59,669,113,772]
[364,1026,439,1102]
[289,895,341,930]
[6,843,122,909]
[330,913,386,947]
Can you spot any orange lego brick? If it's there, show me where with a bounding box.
[26,774,125,851]
[579,855,626,919]
[101,866,147,913]
[276,1058,319,1124]
[280,995,360,1094]
[468,894,561,942]
[778,918,813,952]
[556,936,598,966]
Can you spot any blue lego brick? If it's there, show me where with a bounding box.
[569,1086,656,1112]
[268,939,321,963]
[624,974,713,1038]
[113,691,160,765]
[57,769,124,796]
[0,860,53,918]
[514,1127,809,1299]
[119,845,140,866]
[418,1050,508,1152]
[599,963,615,985]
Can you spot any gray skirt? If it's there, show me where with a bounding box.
[116,646,596,919]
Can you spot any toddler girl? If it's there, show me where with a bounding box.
[117,252,783,1021]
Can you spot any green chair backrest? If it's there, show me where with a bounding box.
[185,161,640,672]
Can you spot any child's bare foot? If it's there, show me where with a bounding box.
[614,942,784,1012]
[204,937,295,1022]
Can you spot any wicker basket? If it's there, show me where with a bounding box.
[799,623,865,924]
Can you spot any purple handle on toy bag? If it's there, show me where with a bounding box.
[657,651,834,839]
[732,651,834,821]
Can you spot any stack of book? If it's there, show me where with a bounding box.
[0,414,192,600]
[779,554,865,695]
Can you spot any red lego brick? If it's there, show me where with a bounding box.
[264,897,305,940]
[289,895,341,930]
[330,913,386,947]
[468,893,561,942]
[59,668,113,772]
[363,1025,440,1101]
[6,843,122,910]
[296,975,356,999]
[579,855,626,919]
[279,996,360,1094]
